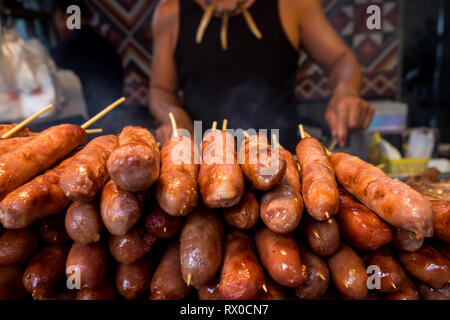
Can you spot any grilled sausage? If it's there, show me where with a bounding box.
[239,134,286,191]
[40,212,71,244]
[180,207,224,287]
[254,226,305,287]
[386,276,419,300]
[144,205,182,238]
[100,180,144,236]
[259,276,286,300]
[23,245,69,299]
[327,244,368,300]
[296,245,330,300]
[66,242,108,290]
[199,130,244,208]
[337,187,392,251]
[0,156,74,229]
[0,266,27,300]
[60,135,118,203]
[223,189,259,230]
[0,228,40,267]
[331,153,433,241]
[108,226,156,264]
[197,276,222,300]
[116,256,153,300]
[391,228,424,252]
[416,282,450,300]
[435,242,450,260]
[0,124,86,199]
[397,244,450,289]
[107,126,160,192]
[219,229,265,300]
[150,241,191,300]
[364,247,406,293]
[65,202,103,244]
[301,215,340,258]
[296,137,339,221]
[431,199,450,243]
[260,148,303,234]
[156,136,199,216]
[0,136,33,156]
[76,278,118,300]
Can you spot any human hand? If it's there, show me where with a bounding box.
[325,95,374,147]
[155,123,173,145]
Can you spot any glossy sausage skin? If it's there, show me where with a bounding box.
[327,244,368,300]
[197,277,222,300]
[180,208,224,287]
[397,244,450,289]
[364,247,406,293]
[260,148,303,234]
[199,130,244,208]
[391,228,424,252]
[65,202,103,244]
[239,134,286,191]
[337,188,392,251]
[66,242,108,289]
[100,180,143,236]
[0,228,40,267]
[302,215,340,258]
[296,137,339,221]
[0,156,73,229]
[150,241,191,300]
[144,205,182,238]
[0,124,86,199]
[60,135,118,203]
[108,226,156,264]
[23,245,69,299]
[76,278,118,300]
[331,153,433,240]
[296,245,330,300]
[40,212,71,244]
[116,256,153,300]
[223,190,259,230]
[386,277,419,300]
[254,226,305,287]
[156,136,199,216]
[259,277,286,300]
[416,282,450,300]
[0,266,27,300]
[0,136,33,156]
[436,242,450,260]
[219,229,265,300]
[107,126,160,192]
[431,199,450,243]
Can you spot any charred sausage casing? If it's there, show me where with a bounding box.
[156,136,199,216]
[296,137,339,221]
[199,130,244,208]
[0,124,86,199]
[107,126,160,192]
[239,134,286,191]
[60,135,118,203]
[330,152,433,240]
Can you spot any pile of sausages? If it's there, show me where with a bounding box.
[0,124,449,301]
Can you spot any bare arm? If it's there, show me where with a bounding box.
[296,0,373,145]
[149,0,193,140]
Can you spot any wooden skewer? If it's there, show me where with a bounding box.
[243,130,249,138]
[85,128,103,134]
[186,273,192,287]
[163,227,167,233]
[327,137,337,153]
[196,3,215,43]
[317,272,326,281]
[222,119,228,131]
[212,121,217,130]
[313,231,320,240]
[168,112,178,138]
[271,133,283,149]
[299,124,332,156]
[262,284,268,293]
[391,283,397,289]
[81,97,126,129]
[2,104,53,138]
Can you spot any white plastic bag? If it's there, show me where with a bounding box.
[0,29,64,121]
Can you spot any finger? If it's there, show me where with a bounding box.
[348,103,361,129]
[362,105,375,129]
[357,103,369,130]
[337,104,350,147]
[325,110,338,138]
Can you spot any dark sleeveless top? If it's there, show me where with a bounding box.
[175,0,300,150]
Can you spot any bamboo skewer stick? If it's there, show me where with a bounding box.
[168,112,178,138]
[84,128,103,134]
[81,97,126,129]
[212,121,218,130]
[298,124,332,156]
[222,119,228,131]
[262,283,268,293]
[243,130,249,138]
[271,133,283,149]
[2,104,54,139]
[187,273,192,287]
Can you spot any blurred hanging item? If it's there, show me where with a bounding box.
[0,29,63,122]
[195,0,262,51]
